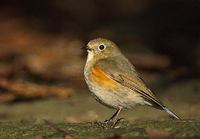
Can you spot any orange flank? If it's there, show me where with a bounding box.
[91,66,117,88]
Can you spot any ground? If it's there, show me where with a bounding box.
[0,79,200,139]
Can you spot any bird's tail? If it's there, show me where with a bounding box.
[163,107,180,119]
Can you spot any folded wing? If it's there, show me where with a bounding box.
[95,56,180,119]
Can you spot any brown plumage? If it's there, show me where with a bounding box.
[84,38,180,127]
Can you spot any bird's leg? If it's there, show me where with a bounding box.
[106,109,120,122]
[104,107,123,128]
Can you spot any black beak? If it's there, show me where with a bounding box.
[81,46,91,51]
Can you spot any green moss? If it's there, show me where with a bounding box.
[0,119,199,139]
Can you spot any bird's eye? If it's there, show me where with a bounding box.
[99,45,105,50]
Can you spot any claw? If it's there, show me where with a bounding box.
[111,118,124,128]
[104,119,112,124]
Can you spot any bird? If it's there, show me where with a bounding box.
[83,38,180,127]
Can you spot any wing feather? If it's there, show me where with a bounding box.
[95,57,165,109]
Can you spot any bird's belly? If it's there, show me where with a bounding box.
[87,80,144,109]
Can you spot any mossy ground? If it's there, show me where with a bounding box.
[0,119,199,139]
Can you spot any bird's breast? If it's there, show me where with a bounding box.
[88,65,118,89]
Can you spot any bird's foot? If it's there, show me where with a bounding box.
[111,118,124,128]
[102,118,124,128]
[93,118,124,128]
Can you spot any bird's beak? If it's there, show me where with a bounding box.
[82,45,92,52]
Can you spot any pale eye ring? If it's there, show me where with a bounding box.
[99,44,106,50]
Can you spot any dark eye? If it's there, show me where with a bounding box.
[99,45,105,50]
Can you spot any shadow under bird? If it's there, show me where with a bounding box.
[83,38,180,128]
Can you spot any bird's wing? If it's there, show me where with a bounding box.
[95,56,165,109]
[94,56,180,119]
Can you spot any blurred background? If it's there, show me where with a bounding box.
[0,0,200,123]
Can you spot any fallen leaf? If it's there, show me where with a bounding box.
[0,78,74,102]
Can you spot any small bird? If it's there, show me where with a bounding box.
[83,38,180,127]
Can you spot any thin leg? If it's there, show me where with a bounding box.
[110,107,122,122]
[111,107,122,128]
[108,109,121,121]
[105,107,122,123]
[103,107,123,128]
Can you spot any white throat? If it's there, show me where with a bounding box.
[86,51,94,63]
